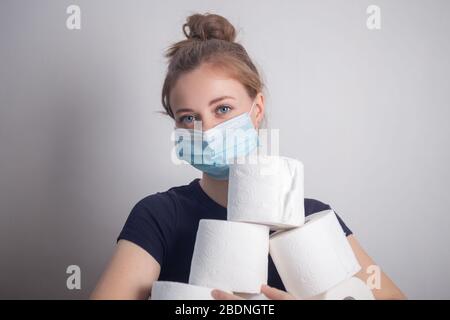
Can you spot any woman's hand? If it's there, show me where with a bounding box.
[211,284,297,300]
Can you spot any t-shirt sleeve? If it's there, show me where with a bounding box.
[332,209,353,237]
[305,198,353,237]
[116,193,178,266]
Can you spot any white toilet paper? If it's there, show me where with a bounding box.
[228,155,305,230]
[150,281,232,300]
[314,277,375,300]
[269,210,361,299]
[189,219,270,293]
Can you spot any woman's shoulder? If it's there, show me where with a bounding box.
[118,182,198,266]
[304,198,353,236]
[304,198,333,216]
[130,179,198,215]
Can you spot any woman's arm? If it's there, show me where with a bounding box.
[348,235,407,300]
[90,239,161,300]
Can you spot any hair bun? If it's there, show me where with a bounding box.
[183,13,236,42]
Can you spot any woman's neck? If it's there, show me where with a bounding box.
[199,173,229,208]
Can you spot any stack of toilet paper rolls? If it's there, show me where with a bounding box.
[151,155,374,300]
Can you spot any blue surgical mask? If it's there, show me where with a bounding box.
[174,101,259,180]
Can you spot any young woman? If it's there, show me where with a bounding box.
[91,13,405,300]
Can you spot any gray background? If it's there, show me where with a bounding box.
[1,0,449,299]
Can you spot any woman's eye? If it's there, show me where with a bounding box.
[216,105,231,114]
[180,115,195,124]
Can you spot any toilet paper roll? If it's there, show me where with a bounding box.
[189,219,270,293]
[150,281,232,300]
[269,210,361,299]
[228,155,305,230]
[314,277,375,300]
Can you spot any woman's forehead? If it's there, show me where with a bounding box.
[170,67,247,111]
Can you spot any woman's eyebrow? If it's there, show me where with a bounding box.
[175,108,194,114]
[175,96,236,114]
[208,95,235,106]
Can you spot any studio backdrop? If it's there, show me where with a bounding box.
[0,0,449,299]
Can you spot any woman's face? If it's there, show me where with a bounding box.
[169,63,264,131]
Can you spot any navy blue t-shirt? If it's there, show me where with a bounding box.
[117,178,352,291]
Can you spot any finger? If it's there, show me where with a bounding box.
[211,289,245,300]
[260,284,295,300]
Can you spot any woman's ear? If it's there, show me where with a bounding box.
[253,93,265,129]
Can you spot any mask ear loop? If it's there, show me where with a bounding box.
[248,99,261,153]
[248,100,257,117]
